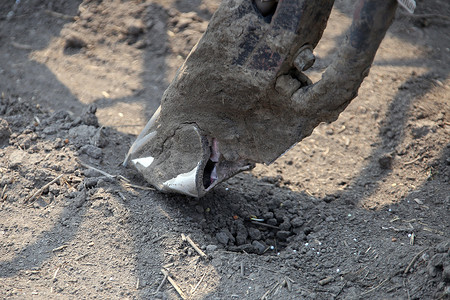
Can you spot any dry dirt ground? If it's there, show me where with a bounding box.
[0,0,449,299]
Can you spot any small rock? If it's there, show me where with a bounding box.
[0,174,14,185]
[248,227,262,240]
[53,138,65,149]
[325,216,336,222]
[67,191,78,198]
[235,222,248,245]
[443,265,450,282]
[81,104,99,127]
[74,192,86,208]
[290,216,305,227]
[323,195,335,203]
[43,126,57,135]
[71,117,82,127]
[313,224,323,233]
[273,209,286,221]
[430,253,445,268]
[49,110,70,122]
[49,183,60,196]
[0,118,10,145]
[80,145,102,159]
[267,218,278,226]
[428,264,438,277]
[125,19,145,36]
[275,75,302,97]
[293,231,306,241]
[8,149,26,169]
[252,240,266,254]
[92,127,108,148]
[436,241,450,253]
[279,220,291,231]
[68,125,97,147]
[216,232,229,245]
[378,153,394,169]
[83,168,101,177]
[262,212,274,219]
[195,205,204,214]
[81,114,98,127]
[96,178,109,187]
[276,230,291,240]
[222,228,235,243]
[206,245,218,252]
[64,33,87,49]
[134,39,148,49]
[211,258,222,267]
[84,178,98,189]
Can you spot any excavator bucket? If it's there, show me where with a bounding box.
[124,0,405,197]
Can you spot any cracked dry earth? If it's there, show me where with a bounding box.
[0,0,449,299]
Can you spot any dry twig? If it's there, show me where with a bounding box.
[161,269,187,299]
[52,245,68,252]
[261,276,295,299]
[404,248,427,274]
[360,276,390,296]
[403,154,424,165]
[319,276,334,286]
[11,41,33,50]
[1,184,7,201]
[77,159,115,179]
[154,273,168,295]
[285,277,293,292]
[190,272,206,296]
[123,182,155,190]
[53,267,60,280]
[152,235,167,244]
[24,174,63,204]
[117,175,130,183]
[75,253,88,261]
[77,160,153,191]
[333,282,347,299]
[182,234,207,258]
[410,233,415,245]
[117,191,126,201]
[261,281,281,300]
[251,221,280,229]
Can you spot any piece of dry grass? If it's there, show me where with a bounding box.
[24,174,63,204]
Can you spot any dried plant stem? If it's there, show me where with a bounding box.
[24,174,63,204]
[182,234,207,258]
[161,269,187,299]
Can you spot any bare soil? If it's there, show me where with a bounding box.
[0,0,449,299]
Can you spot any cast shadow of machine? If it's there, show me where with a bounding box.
[157,0,449,255]
[0,0,170,280]
[161,71,449,253]
[0,3,212,299]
